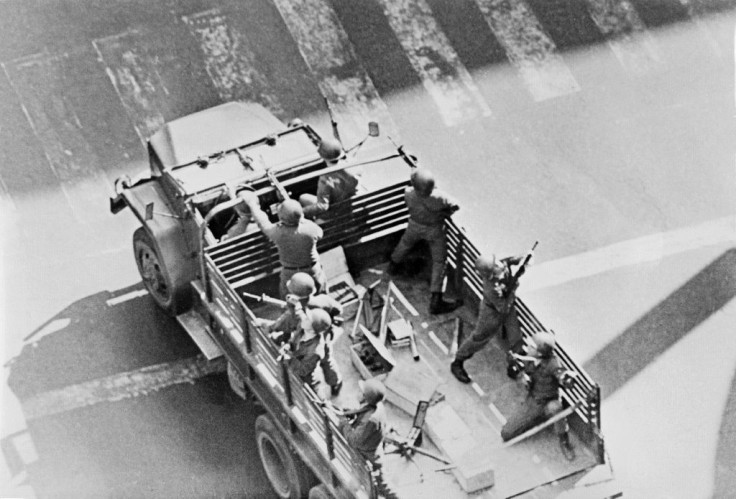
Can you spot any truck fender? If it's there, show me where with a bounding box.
[124,179,198,315]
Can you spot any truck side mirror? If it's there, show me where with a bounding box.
[145,202,154,221]
[368,122,379,137]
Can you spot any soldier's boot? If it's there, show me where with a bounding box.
[450,359,471,384]
[559,432,576,461]
[429,292,461,315]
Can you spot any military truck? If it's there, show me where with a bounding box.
[110,102,620,498]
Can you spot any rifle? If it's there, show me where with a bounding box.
[323,96,342,146]
[265,168,290,202]
[386,136,418,169]
[242,291,287,308]
[512,241,538,282]
[384,429,452,466]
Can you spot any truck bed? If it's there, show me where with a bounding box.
[249,267,598,498]
[201,181,612,498]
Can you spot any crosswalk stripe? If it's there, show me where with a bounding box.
[20,356,227,421]
[526,215,736,292]
[474,0,580,101]
[584,0,662,73]
[93,31,168,142]
[679,0,725,59]
[2,52,112,224]
[378,0,491,126]
[272,0,397,145]
[182,9,285,117]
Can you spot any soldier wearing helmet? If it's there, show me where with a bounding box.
[269,273,345,396]
[388,168,460,314]
[299,137,362,219]
[238,191,327,298]
[339,379,388,463]
[450,253,525,384]
[282,306,332,390]
[501,332,576,459]
[220,189,255,241]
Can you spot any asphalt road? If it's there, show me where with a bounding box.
[1,0,736,498]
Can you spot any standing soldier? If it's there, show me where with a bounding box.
[388,169,460,314]
[238,191,327,298]
[269,273,344,397]
[450,253,524,384]
[299,137,361,220]
[282,305,332,391]
[501,332,576,460]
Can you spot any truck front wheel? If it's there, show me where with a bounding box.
[133,227,189,315]
[255,414,313,498]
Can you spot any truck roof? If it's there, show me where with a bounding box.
[148,102,287,168]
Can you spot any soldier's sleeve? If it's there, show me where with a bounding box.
[303,177,332,218]
[249,205,275,237]
[343,417,378,449]
[442,191,460,214]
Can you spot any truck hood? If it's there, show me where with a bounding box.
[149,102,286,168]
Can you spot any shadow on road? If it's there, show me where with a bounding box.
[714,368,736,498]
[3,283,274,498]
[583,248,736,399]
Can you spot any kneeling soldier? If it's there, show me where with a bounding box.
[501,332,576,460]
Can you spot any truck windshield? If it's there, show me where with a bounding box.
[169,128,320,195]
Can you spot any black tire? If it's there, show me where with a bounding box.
[133,227,190,315]
[308,484,333,499]
[255,414,313,499]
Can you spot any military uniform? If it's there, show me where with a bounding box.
[339,402,387,463]
[501,354,569,442]
[271,293,343,392]
[301,169,360,219]
[390,186,459,293]
[454,256,523,363]
[286,324,326,390]
[249,206,328,298]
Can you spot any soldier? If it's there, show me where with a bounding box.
[450,253,524,384]
[270,273,344,397]
[238,191,328,298]
[283,305,332,391]
[501,332,576,460]
[388,169,460,314]
[220,195,252,241]
[299,137,361,220]
[339,379,388,464]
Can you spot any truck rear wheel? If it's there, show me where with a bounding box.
[255,414,313,498]
[133,227,189,315]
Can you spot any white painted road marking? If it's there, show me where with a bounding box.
[471,382,485,397]
[24,318,71,343]
[378,0,491,126]
[93,31,168,142]
[183,9,284,116]
[427,330,449,354]
[525,215,736,292]
[488,402,507,426]
[272,0,396,145]
[106,289,148,306]
[21,356,226,421]
[584,0,661,74]
[474,0,579,101]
